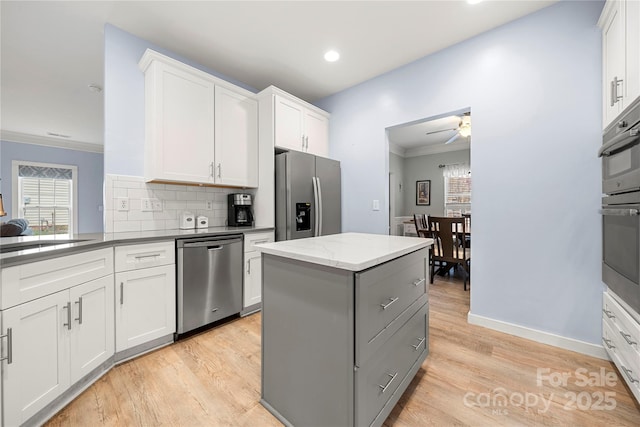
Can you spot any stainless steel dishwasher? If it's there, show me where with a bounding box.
[176,234,243,335]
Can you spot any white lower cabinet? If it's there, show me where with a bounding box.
[244,252,262,308]
[114,241,176,353]
[115,265,175,351]
[243,231,274,310]
[1,275,114,426]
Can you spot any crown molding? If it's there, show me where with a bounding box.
[0,130,103,153]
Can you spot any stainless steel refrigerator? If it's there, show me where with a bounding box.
[275,151,341,241]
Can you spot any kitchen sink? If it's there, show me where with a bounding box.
[0,239,90,254]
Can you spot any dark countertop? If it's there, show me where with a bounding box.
[0,226,274,268]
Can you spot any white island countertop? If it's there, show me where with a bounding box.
[255,232,433,271]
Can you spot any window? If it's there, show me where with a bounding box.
[442,163,471,217]
[445,176,472,216]
[12,161,77,235]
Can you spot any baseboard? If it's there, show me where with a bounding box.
[467,311,609,360]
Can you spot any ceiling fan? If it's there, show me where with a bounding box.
[425,112,471,145]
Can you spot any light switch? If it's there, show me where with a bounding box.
[372,200,380,211]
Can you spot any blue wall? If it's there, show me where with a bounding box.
[0,140,104,233]
[104,24,257,176]
[317,1,605,345]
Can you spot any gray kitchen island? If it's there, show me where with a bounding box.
[256,232,433,427]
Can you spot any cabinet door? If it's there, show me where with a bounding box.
[303,109,329,157]
[146,61,215,183]
[69,275,114,383]
[274,95,305,152]
[602,0,626,128]
[214,86,259,187]
[244,251,262,308]
[115,265,176,352]
[2,291,70,426]
[626,0,640,105]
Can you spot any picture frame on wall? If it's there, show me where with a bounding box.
[416,180,431,206]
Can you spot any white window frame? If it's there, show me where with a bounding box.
[444,175,472,217]
[11,160,78,235]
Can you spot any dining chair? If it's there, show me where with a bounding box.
[462,213,471,248]
[428,216,471,290]
[413,213,430,238]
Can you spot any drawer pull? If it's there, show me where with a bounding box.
[380,297,399,310]
[63,302,72,330]
[252,239,269,245]
[135,254,160,261]
[378,372,398,393]
[412,278,426,287]
[0,328,13,365]
[620,331,638,346]
[621,366,639,384]
[603,338,616,349]
[603,309,615,319]
[412,337,426,351]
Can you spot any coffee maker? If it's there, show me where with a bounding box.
[228,193,254,227]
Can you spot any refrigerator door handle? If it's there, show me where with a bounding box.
[317,177,323,236]
[312,176,320,236]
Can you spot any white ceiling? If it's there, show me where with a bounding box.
[0,0,557,148]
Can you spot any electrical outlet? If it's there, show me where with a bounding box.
[151,198,162,211]
[206,201,213,210]
[141,198,152,212]
[117,197,129,211]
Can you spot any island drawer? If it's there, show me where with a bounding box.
[0,248,114,310]
[355,302,428,427]
[114,241,175,272]
[355,248,427,362]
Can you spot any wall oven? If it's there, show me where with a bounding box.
[599,97,640,315]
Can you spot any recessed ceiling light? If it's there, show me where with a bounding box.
[324,50,340,62]
[467,0,483,4]
[88,84,103,93]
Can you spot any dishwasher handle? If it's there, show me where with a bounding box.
[180,236,242,248]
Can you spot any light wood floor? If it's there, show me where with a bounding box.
[47,273,640,426]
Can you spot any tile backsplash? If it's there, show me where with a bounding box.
[104,174,253,233]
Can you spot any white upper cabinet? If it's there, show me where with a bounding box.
[139,49,258,187]
[215,86,258,187]
[274,95,306,151]
[600,0,640,129]
[273,92,330,157]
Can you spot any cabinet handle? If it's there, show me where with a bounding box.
[120,282,124,305]
[602,309,615,319]
[621,366,639,384]
[378,372,398,393]
[209,162,214,178]
[63,302,72,330]
[611,79,616,107]
[603,338,615,349]
[620,331,637,345]
[247,260,251,275]
[135,254,160,261]
[413,278,426,287]
[0,328,13,364]
[412,337,426,351]
[301,135,305,151]
[305,136,309,151]
[380,297,399,310]
[611,76,624,106]
[74,297,83,325]
[217,163,222,178]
